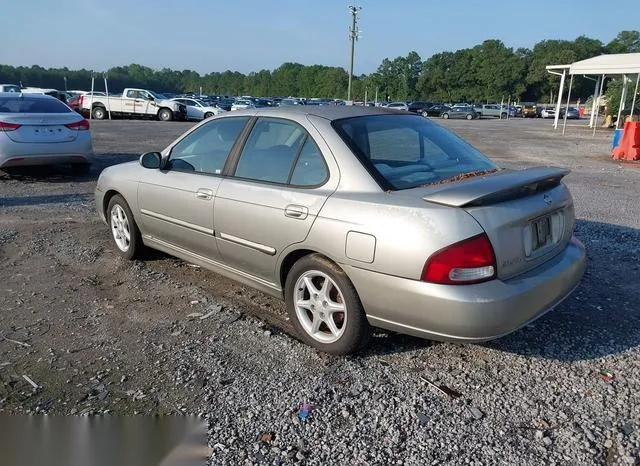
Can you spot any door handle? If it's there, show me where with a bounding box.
[284,204,308,219]
[195,188,214,200]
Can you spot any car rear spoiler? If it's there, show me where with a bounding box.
[421,167,570,208]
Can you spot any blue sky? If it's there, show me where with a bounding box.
[3,0,638,74]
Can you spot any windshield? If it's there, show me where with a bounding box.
[0,96,72,113]
[147,90,167,99]
[332,114,497,190]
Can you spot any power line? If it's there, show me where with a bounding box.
[347,5,361,102]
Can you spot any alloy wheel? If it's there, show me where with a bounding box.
[294,270,347,343]
[110,204,131,252]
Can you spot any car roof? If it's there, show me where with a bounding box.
[230,105,403,121]
[0,92,55,99]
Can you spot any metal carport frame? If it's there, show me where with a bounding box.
[546,53,640,135]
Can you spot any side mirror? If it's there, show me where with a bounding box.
[140,152,162,169]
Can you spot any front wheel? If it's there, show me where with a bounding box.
[204,112,214,119]
[500,113,507,119]
[442,113,449,119]
[107,195,143,260]
[421,110,429,118]
[466,114,473,120]
[285,254,370,355]
[158,108,173,121]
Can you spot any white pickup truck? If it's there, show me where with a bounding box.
[80,88,187,121]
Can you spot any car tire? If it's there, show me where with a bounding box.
[158,108,173,121]
[466,114,473,120]
[204,112,214,119]
[107,195,143,260]
[443,113,449,119]
[500,113,507,119]
[421,110,429,118]
[285,253,370,355]
[92,106,106,120]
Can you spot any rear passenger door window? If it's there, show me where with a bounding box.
[234,118,310,184]
[167,117,249,175]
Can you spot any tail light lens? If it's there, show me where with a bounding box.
[78,95,84,107]
[421,233,496,285]
[65,119,90,131]
[0,121,21,131]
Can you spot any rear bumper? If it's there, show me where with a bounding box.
[0,134,94,168]
[0,153,93,167]
[344,236,586,342]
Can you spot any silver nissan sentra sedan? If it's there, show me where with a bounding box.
[95,106,586,354]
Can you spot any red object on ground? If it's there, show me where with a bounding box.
[612,121,640,161]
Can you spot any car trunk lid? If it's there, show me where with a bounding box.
[1,113,81,143]
[412,167,575,279]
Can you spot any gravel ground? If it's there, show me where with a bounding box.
[0,117,639,465]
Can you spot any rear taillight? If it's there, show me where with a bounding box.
[78,95,84,107]
[421,233,496,285]
[65,119,90,131]
[0,121,21,131]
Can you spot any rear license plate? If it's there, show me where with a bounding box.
[531,215,552,251]
[33,126,56,137]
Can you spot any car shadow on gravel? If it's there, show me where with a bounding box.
[484,219,640,362]
[0,152,139,183]
[0,193,94,207]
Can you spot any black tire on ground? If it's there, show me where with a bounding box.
[204,112,214,119]
[421,111,429,118]
[71,163,91,175]
[466,114,473,120]
[500,113,507,119]
[443,113,449,119]
[285,253,371,355]
[158,108,173,121]
[106,194,143,260]
[92,106,106,120]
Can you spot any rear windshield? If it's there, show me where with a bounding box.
[0,96,72,114]
[332,114,496,190]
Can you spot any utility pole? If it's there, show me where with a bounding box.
[347,5,361,103]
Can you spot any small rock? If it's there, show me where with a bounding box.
[189,300,199,305]
[543,437,552,446]
[341,409,351,419]
[621,423,634,436]
[417,412,429,426]
[604,439,613,448]
[296,451,305,461]
[468,407,484,420]
[263,330,272,337]
[535,430,545,441]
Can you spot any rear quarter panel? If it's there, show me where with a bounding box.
[295,193,484,280]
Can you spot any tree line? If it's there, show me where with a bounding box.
[0,30,638,103]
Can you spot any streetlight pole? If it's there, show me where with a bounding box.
[347,5,361,103]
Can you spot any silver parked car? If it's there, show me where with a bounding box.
[95,106,586,354]
[0,92,94,172]
[385,102,409,111]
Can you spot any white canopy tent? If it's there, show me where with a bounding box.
[546,53,640,135]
